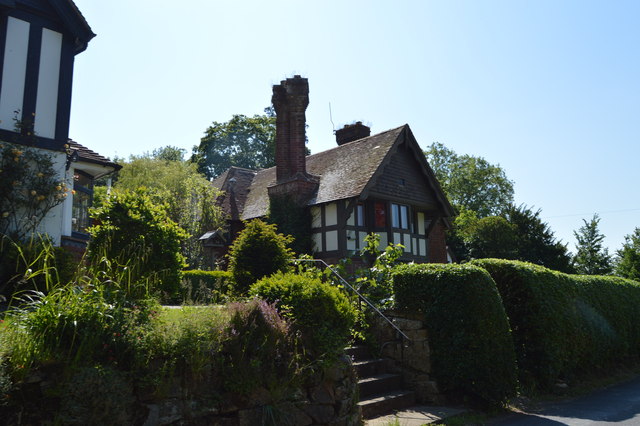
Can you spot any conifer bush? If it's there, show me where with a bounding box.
[227,220,293,296]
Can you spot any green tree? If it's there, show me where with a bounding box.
[424,142,514,217]
[467,216,519,260]
[227,219,293,296]
[503,204,573,273]
[192,109,276,180]
[615,227,640,281]
[88,188,188,300]
[114,149,224,268]
[572,214,612,275]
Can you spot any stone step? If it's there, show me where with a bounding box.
[353,358,389,377]
[359,389,416,419]
[345,345,370,361]
[358,373,403,398]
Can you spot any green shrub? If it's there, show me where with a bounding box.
[228,220,293,296]
[0,235,76,299]
[219,299,299,398]
[393,263,517,406]
[250,272,357,358]
[88,188,188,301]
[181,270,231,304]
[474,258,640,390]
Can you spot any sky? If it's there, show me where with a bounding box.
[69,0,640,255]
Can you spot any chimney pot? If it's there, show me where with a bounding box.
[335,122,371,145]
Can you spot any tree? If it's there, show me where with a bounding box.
[467,216,519,260]
[503,204,573,273]
[572,214,612,275]
[114,149,224,268]
[424,142,514,217]
[448,204,573,272]
[615,227,640,281]
[192,109,276,180]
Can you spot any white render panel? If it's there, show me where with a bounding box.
[412,237,417,255]
[419,239,426,257]
[417,212,425,234]
[39,151,68,245]
[325,203,337,226]
[311,206,321,228]
[312,232,322,252]
[325,230,338,251]
[393,232,401,245]
[0,17,30,131]
[34,28,63,138]
[346,210,354,226]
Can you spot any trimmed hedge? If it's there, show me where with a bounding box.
[181,270,232,304]
[473,259,640,390]
[392,263,517,406]
[250,272,357,358]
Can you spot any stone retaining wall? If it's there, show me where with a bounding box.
[2,354,360,426]
[371,310,442,404]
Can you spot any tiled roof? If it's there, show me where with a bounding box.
[67,139,121,170]
[212,167,257,220]
[240,126,406,220]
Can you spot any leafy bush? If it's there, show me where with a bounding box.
[473,259,640,391]
[181,270,232,304]
[228,220,293,296]
[0,140,70,241]
[88,188,188,301]
[0,235,76,300]
[393,263,517,406]
[219,299,299,398]
[250,272,357,358]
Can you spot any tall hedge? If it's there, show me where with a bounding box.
[473,259,640,390]
[393,263,517,406]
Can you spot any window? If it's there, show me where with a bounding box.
[391,203,409,229]
[72,171,93,236]
[356,203,365,227]
[374,202,386,228]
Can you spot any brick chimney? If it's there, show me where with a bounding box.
[268,76,318,203]
[335,121,370,145]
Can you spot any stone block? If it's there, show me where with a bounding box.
[302,403,335,424]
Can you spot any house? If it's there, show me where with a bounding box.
[0,0,119,250]
[205,76,454,266]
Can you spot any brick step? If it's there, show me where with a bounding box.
[358,373,403,398]
[353,358,389,377]
[345,345,370,361]
[358,389,416,419]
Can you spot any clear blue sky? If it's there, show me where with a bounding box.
[69,0,639,256]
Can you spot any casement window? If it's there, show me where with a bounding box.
[71,171,93,236]
[355,203,365,227]
[391,203,409,229]
[374,202,386,228]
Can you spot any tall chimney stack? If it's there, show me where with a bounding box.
[272,75,309,182]
[268,75,319,204]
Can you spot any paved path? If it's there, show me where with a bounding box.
[489,376,640,425]
[365,405,468,425]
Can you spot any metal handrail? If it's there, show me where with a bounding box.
[291,258,410,342]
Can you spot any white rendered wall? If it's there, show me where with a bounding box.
[324,203,337,226]
[34,28,62,139]
[0,17,30,131]
[325,230,338,251]
[38,151,69,245]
